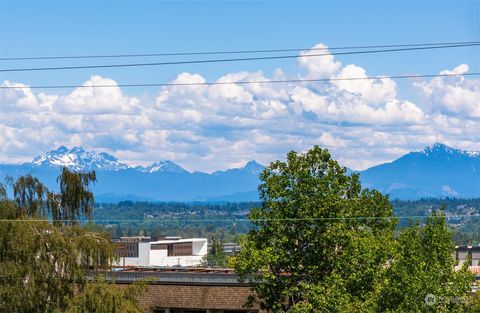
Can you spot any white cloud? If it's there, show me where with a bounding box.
[298,44,342,78]
[0,81,43,111]
[333,64,397,104]
[55,75,141,115]
[416,64,480,118]
[0,46,479,172]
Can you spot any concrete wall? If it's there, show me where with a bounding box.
[113,239,208,267]
[149,239,207,266]
[192,240,208,256]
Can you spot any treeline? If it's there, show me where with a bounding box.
[94,198,480,245]
[94,201,257,242]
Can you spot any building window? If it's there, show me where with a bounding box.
[151,244,167,250]
[168,242,193,256]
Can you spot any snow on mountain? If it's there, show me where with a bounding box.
[32,146,189,174]
[421,143,480,159]
[32,146,129,171]
[3,143,478,201]
[360,143,480,199]
[140,160,188,174]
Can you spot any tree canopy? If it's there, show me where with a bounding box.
[0,167,142,313]
[234,146,475,312]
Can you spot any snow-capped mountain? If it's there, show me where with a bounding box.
[422,143,480,158]
[31,146,190,173]
[141,160,188,174]
[32,146,129,171]
[1,143,479,201]
[359,143,480,199]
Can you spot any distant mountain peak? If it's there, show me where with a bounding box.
[422,143,479,158]
[423,143,455,154]
[56,145,69,153]
[142,160,188,173]
[32,146,129,171]
[242,160,264,174]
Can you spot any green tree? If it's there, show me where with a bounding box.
[0,199,115,312]
[374,210,474,312]
[0,168,142,313]
[11,174,47,217]
[202,237,228,267]
[48,167,96,225]
[234,146,396,312]
[61,280,144,313]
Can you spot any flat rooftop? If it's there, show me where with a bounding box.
[98,267,247,286]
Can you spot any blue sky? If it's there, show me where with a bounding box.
[0,0,479,171]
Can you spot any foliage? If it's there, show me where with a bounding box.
[61,280,145,313]
[11,174,47,217]
[0,205,115,312]
[234,146,396,312]
[202,237,228,267]
[373,210,474,312]
[49,167,96,225]
[233,146,476,312]
[392,198,480,245]
[94,201,256,241]
[91,198,480,245]
[0,168,144,313]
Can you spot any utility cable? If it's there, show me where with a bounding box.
[1,40,479,61]
[1,43,479,73]
[0,72,477,90]
[0,215,479,223]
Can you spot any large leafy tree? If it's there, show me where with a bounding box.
[0,168,141,313]
[234,146,397,312]
[234,146,476,312]
[374,210,474,312]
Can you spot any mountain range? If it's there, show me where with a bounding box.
[0,143,479,201]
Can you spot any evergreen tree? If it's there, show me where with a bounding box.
[202,237,228,267]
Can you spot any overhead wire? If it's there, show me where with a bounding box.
[0,72,477,90]
[1,40,479,61]
[0,214,479,223]
[1,43,479,73]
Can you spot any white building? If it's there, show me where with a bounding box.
[113,236,208,267]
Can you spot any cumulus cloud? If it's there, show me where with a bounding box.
[415,64,480,118]
[55,75,141,115]
[298,44,342,78]
[333,64,397,104]
[0,45,479,171]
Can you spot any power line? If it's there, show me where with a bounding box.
[1,40,479,61]
[1,43,479,73]
[1,215,478,223]
[1,72,478,90]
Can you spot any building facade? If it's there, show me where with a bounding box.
[113,236,208,267]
